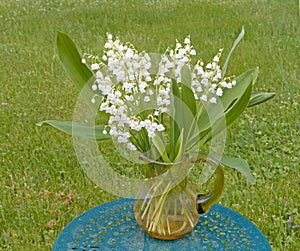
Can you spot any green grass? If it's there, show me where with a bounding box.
[0,0,299,250]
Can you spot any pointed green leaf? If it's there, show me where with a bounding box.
[152,134,170,162]
[180,65,197,116]
[180,65,199,147]
[225,82,252,126]
[37,120,111,140]
[173,129,185,162]
[202,75,252,144]
[169,116,176,161]
[222,26,245,78]
[56,31,94,89]
[170,80,181,160]
[220,156,255,184]
[248,92,275,107]
[171,69,198,154]
[221,67,259,111]
[195,68,258,140]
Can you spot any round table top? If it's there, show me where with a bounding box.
[53,198,271,251]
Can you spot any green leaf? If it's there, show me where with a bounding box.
[222,26,245,78]
[219,155,255,184]
[169,80,181,160]
[169,116,177,161]
[221,67,259,111]
[202,73,253,143]
[56,31,94,89]
[195,68,258,144]
[248,92,275,107]
[152,134,170,162]
[37,120,111,140]
[180,65,197,116]
[224,81,252,126]
[173,129,184,162]
[170,69,198,156]
[180,66,199,146]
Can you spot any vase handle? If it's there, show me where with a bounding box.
[193,156,225,214]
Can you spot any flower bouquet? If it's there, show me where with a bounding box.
[39,27,274,239]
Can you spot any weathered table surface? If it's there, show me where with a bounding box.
[53,198,271,251]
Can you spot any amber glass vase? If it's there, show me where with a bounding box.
[134,155,224,240]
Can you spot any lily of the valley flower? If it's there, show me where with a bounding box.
[82,34,239,152]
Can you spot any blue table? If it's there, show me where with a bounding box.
[53,198,271,251]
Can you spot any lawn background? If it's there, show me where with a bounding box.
[0,0,299,250]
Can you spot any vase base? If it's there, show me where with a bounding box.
[146,231,188,240]
[136,214,199,240]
